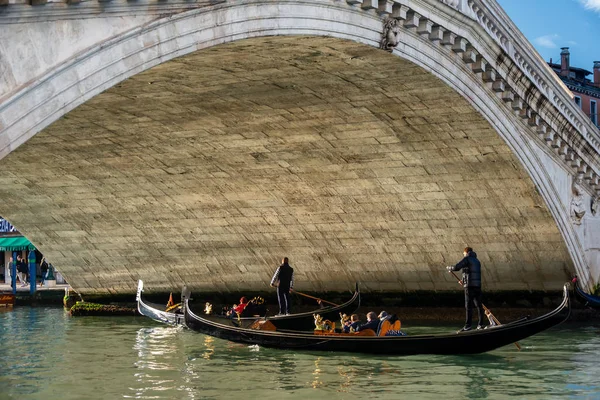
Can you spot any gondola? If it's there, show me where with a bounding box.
[136,280,186,326]
[136,280,360,330]
[208,283,360,330]
[183,283,571,355]
[572,276,600,309]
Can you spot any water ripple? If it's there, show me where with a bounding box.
[1,308,600,399]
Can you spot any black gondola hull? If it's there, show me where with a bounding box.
[136,281,184,326]
[136,280,360,331]
[184,284,571,356]
[574,279,600,309]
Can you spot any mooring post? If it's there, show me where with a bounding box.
[11,251,17,295]
[29,250,36,295]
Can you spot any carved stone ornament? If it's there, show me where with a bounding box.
[380,18,401,53]
[440,0,460,9]
[570,180,586,225]
[592,196,600,216]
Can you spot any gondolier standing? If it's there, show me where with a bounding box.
[447,247,485,332]
[270,257,294,315]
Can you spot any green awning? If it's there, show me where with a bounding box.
[0,236,36,252]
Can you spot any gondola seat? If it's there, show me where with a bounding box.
[353,329,376,336]
[248,319,277,331]
[378,320,391,336]
[314,320,336,333]
[165,303,181,313]
[314,329,376,336]
[377,319,401,336]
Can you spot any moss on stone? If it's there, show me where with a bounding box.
[69,301,136,317]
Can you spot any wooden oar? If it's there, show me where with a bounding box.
[290,289,339,307]
[449,270,521,351]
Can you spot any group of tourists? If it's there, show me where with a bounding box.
[9,255,51,288]
[268,247,487,333]
[9,254,31,287]
[341,311,401,335]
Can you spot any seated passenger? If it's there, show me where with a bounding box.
[340,313,350,328]
[225,304,236,317]
[378,311,391,322]
[227,297,249,317]
[343,314,361,333]
[232,297,249,315]
[357,311,379,332]
[376,311,403,336]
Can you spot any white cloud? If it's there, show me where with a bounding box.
[579,0,600,11]
[534,34,560,49]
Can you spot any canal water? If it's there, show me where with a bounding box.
[1,307,599,399]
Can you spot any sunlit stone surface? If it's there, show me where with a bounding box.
[0,37,574,294]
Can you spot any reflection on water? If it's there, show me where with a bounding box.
[201,336,215,360]
[131,326,184,398]
[337,363,355,394]
[1,308,600,399]
[311,357,322,389]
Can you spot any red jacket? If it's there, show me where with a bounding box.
[233,301,248,314]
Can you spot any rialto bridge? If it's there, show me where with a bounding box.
[0,0,599,295]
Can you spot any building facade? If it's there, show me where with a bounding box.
[0,217,36,284]
[0,217,65,285]
[549,48,600,127]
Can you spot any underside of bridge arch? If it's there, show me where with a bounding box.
[0,36,574,294]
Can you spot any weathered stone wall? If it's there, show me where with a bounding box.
[0,38,575,293]
[1,0,599,293]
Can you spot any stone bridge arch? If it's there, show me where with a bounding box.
[0,0,599,293]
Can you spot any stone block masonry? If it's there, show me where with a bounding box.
[0,37,574,294]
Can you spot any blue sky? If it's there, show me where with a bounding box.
[497,0,599,71]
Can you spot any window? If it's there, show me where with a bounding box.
[592,100,598,126]
[574,96,582,108]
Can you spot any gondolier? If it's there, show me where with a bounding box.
[270,257,294,316]
[447,247,485,332]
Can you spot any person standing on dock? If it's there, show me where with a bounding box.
[16,254,28,287]
[39,257,49,287]
[447,247,485,332]
[270,257,294,316]
[9,256,16,289]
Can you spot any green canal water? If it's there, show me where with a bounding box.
[1,307,599,399]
